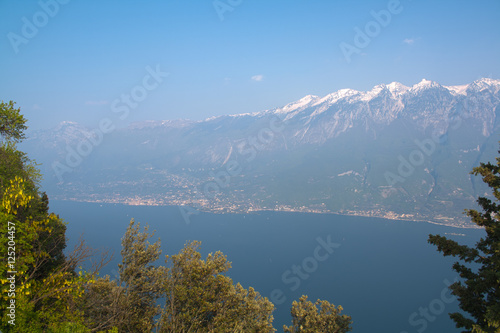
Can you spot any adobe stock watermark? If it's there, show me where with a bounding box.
[51,64,169,183]
[384,105,470,186]
[400,277,459,333]
[269,235,340,306]
[339,0,403,64]
[178,115,285,224]
[7,0,71,54]
[213,0,243,21]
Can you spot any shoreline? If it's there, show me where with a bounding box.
[51,197,479,230]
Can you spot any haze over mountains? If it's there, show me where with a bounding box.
[23,78,500,227]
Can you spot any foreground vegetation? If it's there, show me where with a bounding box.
[429,154,500,332]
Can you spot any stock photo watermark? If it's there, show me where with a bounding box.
[51,64,169,183]
[213,0,243,21]
[5,220,17,326]
[269,235,340,306]
[400,277,458,333]
[384,105,470,186]
[339,0,403,63]
[7,0,71,54]
[178,115,285,224]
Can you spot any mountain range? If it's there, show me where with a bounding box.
[22,78,500,227]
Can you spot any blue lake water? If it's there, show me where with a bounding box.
[51,200,485,333]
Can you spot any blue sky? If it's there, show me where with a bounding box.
[0,0,499,130]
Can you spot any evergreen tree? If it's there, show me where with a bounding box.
[428,150,500,332]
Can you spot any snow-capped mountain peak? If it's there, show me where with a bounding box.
[444,84,468,96]
[410,79,442,92]
[315,88,359,106]
[271,94,321,121]
[386,82,409,95]
[467,78,500,95]
[360,84,388,101]
[281,94,320,111]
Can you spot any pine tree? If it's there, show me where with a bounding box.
[428,150,500,332]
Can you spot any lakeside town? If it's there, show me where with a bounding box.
[51,189,476,229]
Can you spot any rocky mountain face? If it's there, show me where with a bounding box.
[22,78,500,227]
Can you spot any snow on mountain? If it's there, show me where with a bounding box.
[32,78,500,146]
[63,77,496,146]
[387,82,409,96]
[261,78,500,142]
[92,78,499,140]
[467,78,500,94]
[271,94,321,121]
[21,78,500,226]
[314,89,360,106]
[445,84,468,96]
[409,78,442,92]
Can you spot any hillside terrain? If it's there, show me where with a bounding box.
[23,78,500,227]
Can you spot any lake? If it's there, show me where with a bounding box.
[51,200,485,332]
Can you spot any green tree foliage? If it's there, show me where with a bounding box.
[283,295,352,333]
[429,150,500,332]
[0,176,94,332]
[85,220,276,332]
[0,103,106,332]
[81,275,122,332]
[160,240,275,332]
[82,220,165,332]
[0,141,39,194]
[116,219,166,332]
[0,101,40,208]
[0,101,27,143]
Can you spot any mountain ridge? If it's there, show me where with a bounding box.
[22,78,500,227]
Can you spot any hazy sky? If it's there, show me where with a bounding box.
[1,0,499,130]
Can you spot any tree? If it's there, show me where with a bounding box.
[117,219,166,332]
[0,103,109,332]
[428,150,500,332]
[0,141,39,194]
[283,295,352,333]
[0,176,109,332]
[81,219,165,332]
[84,221,275,332]
[0,101,27,143]
[81,275,123,332]
[159,240,275,332]
[0,101,39,205]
